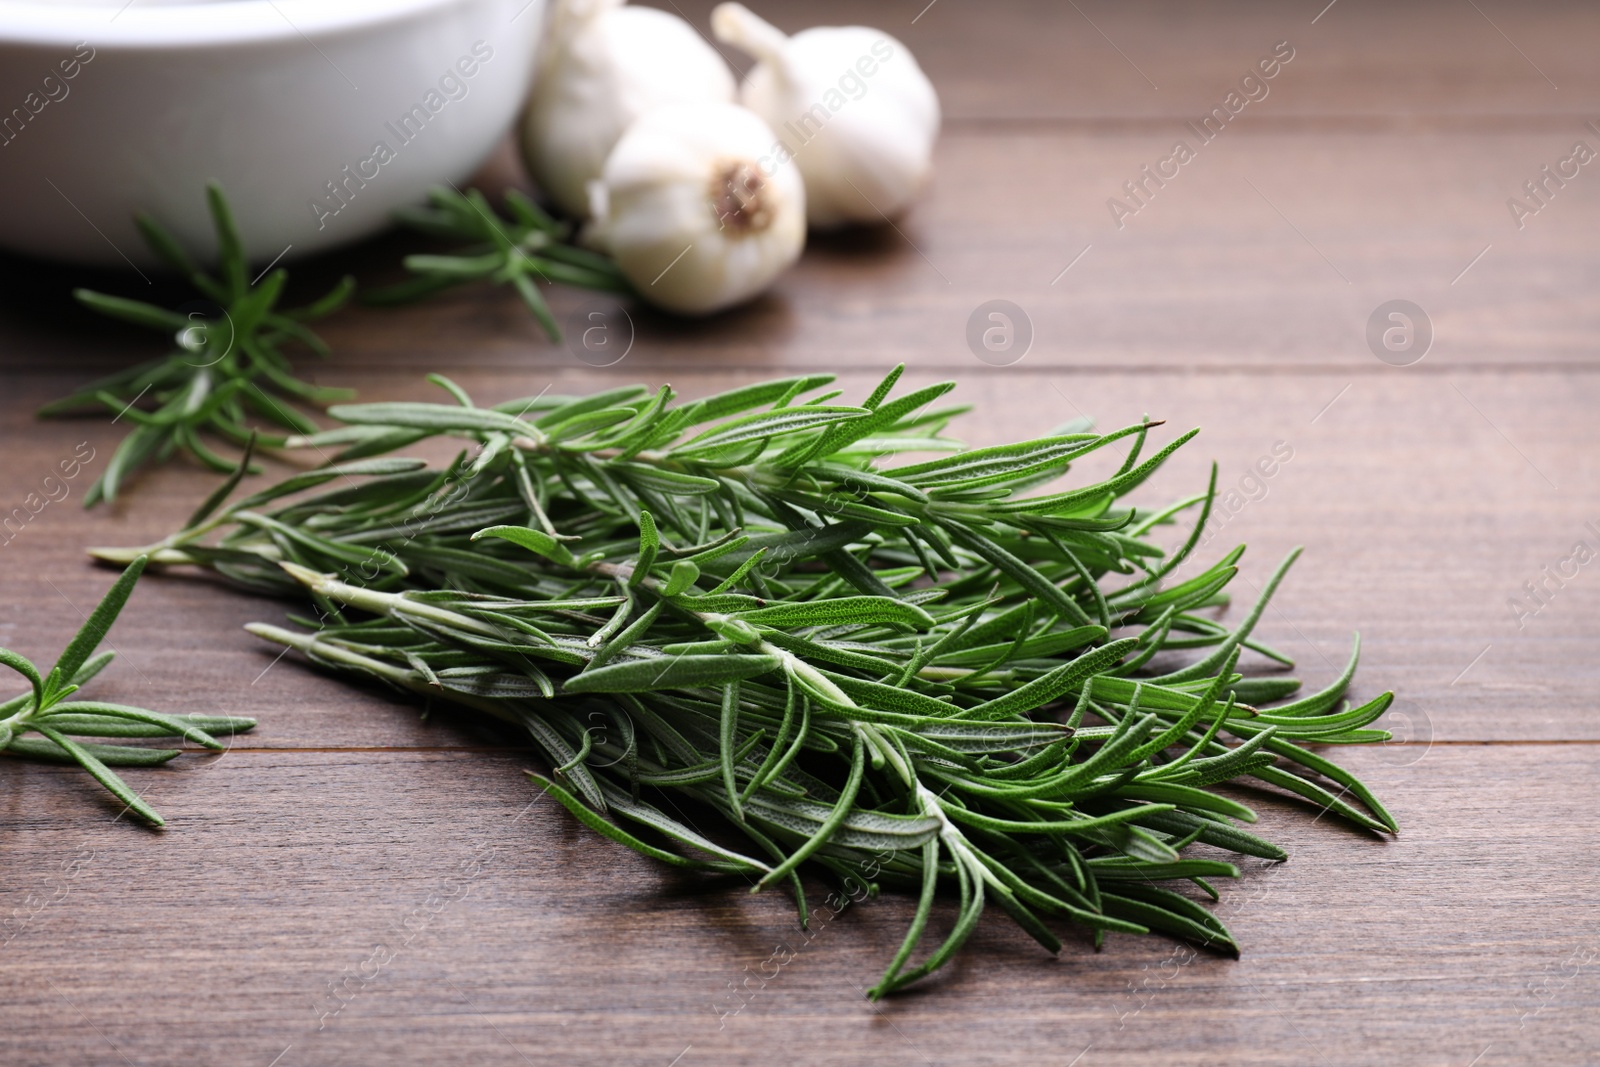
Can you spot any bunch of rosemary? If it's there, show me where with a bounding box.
[98,368,1395,994]
[41,183,355,506]
[0,556,256,825]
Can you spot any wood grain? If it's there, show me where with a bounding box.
[10,125,1600,375]
[2,1,1598,1064]
[668,0,1600,122]
[3,746,1597,1066]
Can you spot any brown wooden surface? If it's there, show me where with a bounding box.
[3,2,1598,1065]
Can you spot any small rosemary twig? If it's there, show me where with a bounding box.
[360,186,632,340]
[39,183,354,506]
[0,556,256,825]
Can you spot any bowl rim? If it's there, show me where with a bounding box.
[0,0,523,49]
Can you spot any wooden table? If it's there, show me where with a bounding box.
[3,2,1598,1064]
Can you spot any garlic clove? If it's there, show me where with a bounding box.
[520,0,735,219]
[711,3,941,229]
[589,101,805,316]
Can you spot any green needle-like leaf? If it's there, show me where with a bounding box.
[45,555,147,702]
[564,654,780,693]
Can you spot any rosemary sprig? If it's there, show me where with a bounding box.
[40,183,355,506]
[100,368,1397,991]
[0,556,256,825]
[360,186,631,340]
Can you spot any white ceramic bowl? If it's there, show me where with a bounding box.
[0,0,545,267]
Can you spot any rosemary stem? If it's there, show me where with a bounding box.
[243,622,520,724]
[587,559,865,714]
[275,562,508,642]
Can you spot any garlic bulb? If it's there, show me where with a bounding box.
[520,0,735,218]
[587,101,805,316]
[711,3,940,229]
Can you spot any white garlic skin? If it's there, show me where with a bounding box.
[520,0,735,218]
[589,101,805,316]
[712,3,940,229]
